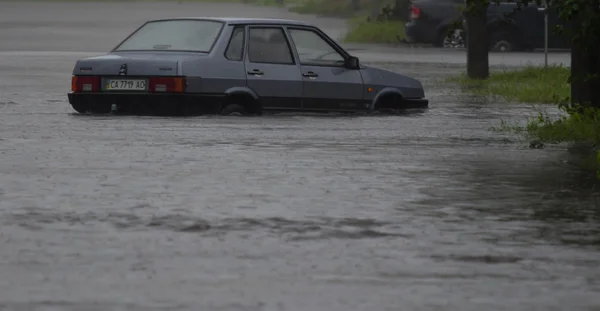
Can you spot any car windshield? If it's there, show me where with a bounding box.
[114,20,224,52]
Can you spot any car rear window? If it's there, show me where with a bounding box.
[114,20,224,52]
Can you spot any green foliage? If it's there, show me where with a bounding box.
[343,17,405,43]
[447,65,570,104]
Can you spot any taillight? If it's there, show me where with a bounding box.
[71,75,100,92]
[149,77,186,93]
[410,5,421,19]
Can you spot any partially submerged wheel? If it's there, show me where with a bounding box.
[220,103,246,116]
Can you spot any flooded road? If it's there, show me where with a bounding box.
[0,1,599,311]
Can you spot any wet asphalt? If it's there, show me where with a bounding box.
[0,1,598,311]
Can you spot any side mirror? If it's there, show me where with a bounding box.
[345,56,360,69]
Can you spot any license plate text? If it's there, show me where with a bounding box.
[106,79,147,91]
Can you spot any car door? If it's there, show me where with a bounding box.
[285,26,365,112]
[244,25,303,110]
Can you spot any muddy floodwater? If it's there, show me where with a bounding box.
[0,1,599,311]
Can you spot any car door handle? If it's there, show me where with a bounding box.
[302,71,318,77]
[247,69,264,76]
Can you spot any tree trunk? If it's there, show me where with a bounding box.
[570,5,600,108]
[465,0,489,79]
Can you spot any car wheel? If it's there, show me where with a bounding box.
[439,28,466,49]
[489,32,515,52]
[220,103,246,116]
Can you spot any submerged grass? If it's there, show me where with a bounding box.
[496,105,600,146]
[447,65,571,104]
[342,16,405,43]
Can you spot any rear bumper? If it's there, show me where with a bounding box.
[67,92,224,115]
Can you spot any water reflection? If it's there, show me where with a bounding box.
[456,147,600,248]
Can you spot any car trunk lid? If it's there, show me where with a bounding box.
[73,52,201,76]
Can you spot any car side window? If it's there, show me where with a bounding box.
[225,26,245,61]
[247,27,295,65]
[287,28,345,66]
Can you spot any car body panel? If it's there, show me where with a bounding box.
[360,66,425,99]
[68,17,428,115]
[283,25,366,112]
[242,25,303,110]
[244,62,303,110]
[298,65,366,112]
[73,53,184,76]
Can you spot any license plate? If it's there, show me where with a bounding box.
[105,79,147,91]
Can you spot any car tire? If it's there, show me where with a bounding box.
[220,103,246,116]
[438,28,466,49]
[489,32,515,52]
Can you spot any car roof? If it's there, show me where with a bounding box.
[146,17,316,27]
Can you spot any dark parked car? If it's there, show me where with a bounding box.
[68,17,428,116]
[481,2,570,52]
[404,0,466,48]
